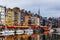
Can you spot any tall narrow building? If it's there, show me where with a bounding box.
[0,6,6,25]
[34,14,40,26]
[13,7,20,26]
[5,8,14,26]
[38,8,40,26]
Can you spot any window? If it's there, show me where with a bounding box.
[21,16,25,26]
[21,13,23,17]
[14,20,18,26]
[1,16,5,18]
[31,17,35,24]
[1,20,4,22]
[1,18,5,20]
[28,20,31,25]
[1,14,4,16]
[21,17,25,21]
[1,8,5,12]
[0,7,2,12]
[1,13,4,15]
[14,12,18,20]
[21,21,24,26]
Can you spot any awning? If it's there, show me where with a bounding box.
[15,26,28,29]
[30,25,37,29]
[5,26,15,28]
[5,26,29,29]
[31,34,37,37]
[0,36,5,38]
[0,25,5,28]
[5,35,16,38]
[18,34,28,38]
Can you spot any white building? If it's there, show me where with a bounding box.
[0,6,6,25]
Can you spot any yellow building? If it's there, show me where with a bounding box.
[5,7,21,27]
[5,8,14,26]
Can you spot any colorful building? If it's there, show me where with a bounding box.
[0,6,6,25]
[20,9,25,26]
[0,6,42,40]
[24,11,32,26]
[13,7,20,26]
[34,14,40,26]
[5,8,14,26]
[30,14,40,29]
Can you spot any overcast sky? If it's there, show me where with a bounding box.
[0,0,60,17]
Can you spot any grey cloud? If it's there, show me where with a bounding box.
[0,0,60,17]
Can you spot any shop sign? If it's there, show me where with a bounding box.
[16,26,28,28]
[16,30,24,34]
[2,30,14,36]
[25,29,33,35]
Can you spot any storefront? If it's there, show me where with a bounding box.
[17,34,28,40]
[2,26,15,36]
[16,29,24,35]
[0,36,16,40]
[24,29,33,36]
[31,34,37,40]
[5,36,16,40]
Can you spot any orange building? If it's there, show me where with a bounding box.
[24,12,32,26]
[16,10,32,28]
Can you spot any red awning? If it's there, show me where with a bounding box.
[0,36,5,38]
[30,25,37,29]
[15,26,28,29]
[6,26,15,28]
[31,34,37,37]
[2,25,5,28]
[5,35,16,38]
[0,25,5,28]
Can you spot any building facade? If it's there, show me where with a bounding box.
[13,7,20,26]
[34,14,40,26]
[0,6,6,25]
[5,8,14,26]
